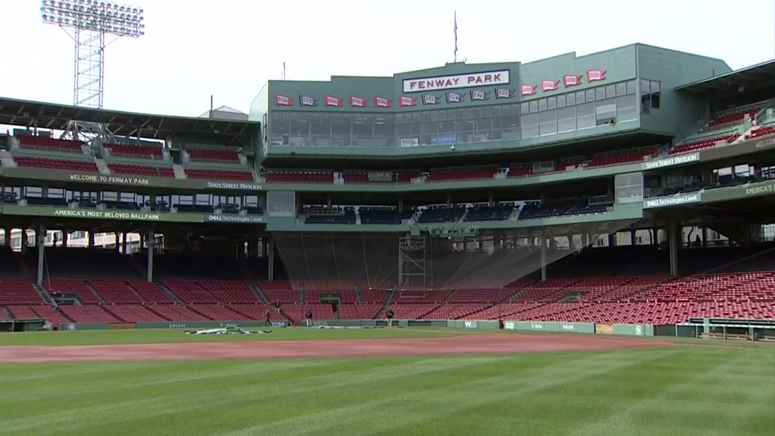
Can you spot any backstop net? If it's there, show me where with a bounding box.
[273,219,637,291]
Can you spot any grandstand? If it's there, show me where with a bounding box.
[1,44,775,329]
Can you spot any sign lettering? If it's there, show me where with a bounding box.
[641,153,700,170]
[274,94,293,106]
[403,70,510,93]
[643,193,701,209]
[520,84,537,96]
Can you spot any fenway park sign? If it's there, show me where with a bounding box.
[403,70,510,93]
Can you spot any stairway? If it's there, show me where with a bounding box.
[1,307,11,319]
[194,281,222,303]
[157,282,185,305]
[172,164,187,179]
[33,284,55,307]
[250,283,269,303]
[0,150,16,167]
[95,158,111,175]
[86,282,106,304]
[383,288,397,307]
[124,281,148,303]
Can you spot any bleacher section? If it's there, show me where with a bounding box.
[15,136,83,153]
[184,168,253,181]
[186,148,240,164]
[110,163,174,178]
[105,143,164,160]
[3,246,775,326]
[14,156,97,172]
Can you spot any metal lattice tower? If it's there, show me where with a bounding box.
[397,236,429,291]
[41,0,146,109]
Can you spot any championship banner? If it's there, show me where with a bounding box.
[563,74,582,87]
[520,84,537,96]
[299,95,318,107]
[541,80,559,92]
[274,94,293,106]
[399,96,417,107]
[324,95,343,107]
[587,69,607,82]
[374,96,392,108]
[495,88,515,99]
[349,96,368,107]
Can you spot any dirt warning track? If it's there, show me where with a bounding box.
[0,333,672,363]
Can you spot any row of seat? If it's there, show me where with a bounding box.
[9,156,253,181]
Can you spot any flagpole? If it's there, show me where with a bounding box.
[282,62,286,81]
[454,11,458,63]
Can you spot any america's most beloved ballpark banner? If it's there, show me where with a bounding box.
[0,205,264,224]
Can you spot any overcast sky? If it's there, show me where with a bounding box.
[0,0,773,117]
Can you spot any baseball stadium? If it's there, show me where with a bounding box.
[1,3,775,434]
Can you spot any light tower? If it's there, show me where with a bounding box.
[40,0,145,109]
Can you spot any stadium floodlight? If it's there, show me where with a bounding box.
[40,0,145,109]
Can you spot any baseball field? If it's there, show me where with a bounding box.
[0,328,773,436]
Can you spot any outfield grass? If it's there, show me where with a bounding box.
[0,327,459,346]
[0,331,773,436]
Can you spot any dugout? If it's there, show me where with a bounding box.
[0,318,48,332]
[676,318,775,342]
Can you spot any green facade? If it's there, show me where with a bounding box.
[253,44,731,160]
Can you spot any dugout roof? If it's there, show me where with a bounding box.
[675,60,775,100]
[0,97,259,145]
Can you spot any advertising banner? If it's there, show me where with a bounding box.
[2,205,264,225]
[595,324,614,334]
[642,193,701,209]
[641,153,700,170]
[701,179,775,204]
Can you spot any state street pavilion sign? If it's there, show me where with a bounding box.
[403,70,510,93]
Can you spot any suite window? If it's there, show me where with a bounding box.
[482,106,492,118]
[626,80,637,94]
[557,95,566,108]
[606,85,616,99]
[492,106,502,117]
[566,92,576,106]
[520,102,529,114]
[576,102,596,129]
[448,109,458,120]
[575,91,585,104]
[473,107,483,119]
[529,100,539,113]
[421,111,430,123]
[412,112,421,123]
[521,113,539,139]
[465,108,475,119]
[502,115,520,140]
[557,106,576,133]
[538,110,557,136]
[595,87,606,101]
[595,99,617,125]
[615,82,627,96]
[641,79,661,110]
[616,95,638,122]
[585,89,595,102]
[502,105,512,116]
[438,110,448,121]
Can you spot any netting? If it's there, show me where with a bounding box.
[273,220,637,291]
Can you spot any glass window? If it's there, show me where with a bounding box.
[281,112,290,123]
[520,114,538,139]
[557,95,566,107]
[353,122,373,145]
[457,108,466,120]
[586,89,595,102]
[512,104,520,115]
[331,122,351,146]
[311,123,331,146]
[520,102,529,114]
[538,110,557,136]
[457,119,475,143]
[616,94,638,122]
[627,80,637,94]
[596,98,617,125]
[557,106,576,133]
[547,97,557,110]
[395,124,413,145]
[465,108,475,119]
[576,102,596,129]
[271,112,282,123]
[475,118,492,141]
[502,105,512,116]
[473,107,483,119]
[641,79,650,95]
[492,106,502,117]
[482,106,492,118]
[567,92,576,106]
[430,110,439,122]
[341,113,351,123]
[538,99,547,112]
[616,82,627,96]
[270,123,290,145]
[438,110,447,121]
[651,81,660,93]
[501,115,520,140]
[448,109,457,120]
[421,111,430,123]
[412,112,421,123]
[595,87,606,101]
[606,85,616,98]
[529,101,539,113]
[491,117,502,140]
[575,91,585,104]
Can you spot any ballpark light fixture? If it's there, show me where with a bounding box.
[40,0,145,109]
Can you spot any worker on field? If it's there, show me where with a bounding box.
[386,307,395,327]
[305,309,313,327]
[265,309,272,327]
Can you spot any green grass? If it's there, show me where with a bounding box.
[0,327,459,346]
[0,331,773,436]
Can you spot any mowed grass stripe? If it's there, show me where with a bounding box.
[1,349,680,436]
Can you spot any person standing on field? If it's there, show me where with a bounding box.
[386,308,395,327]
[305,309,313,327]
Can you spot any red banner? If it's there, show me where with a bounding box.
[399,96,417,107]
[541,80,559,92]
[587,69,607,82]
[324,95,343,107]
[274,94,293,106]
[563,75,583,87]
[374,96,393,108]
[520,84,537,96]
[349,96,368,107]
